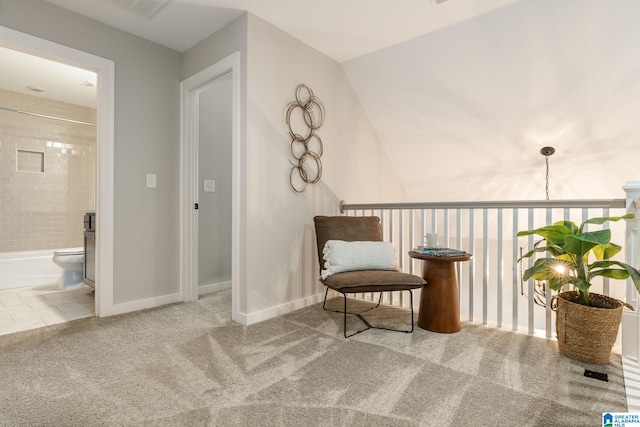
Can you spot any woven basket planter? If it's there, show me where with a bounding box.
[552,291,633,364]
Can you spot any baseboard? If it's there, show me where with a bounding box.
[198,281,231,296]
[110,293,182,316]
[108,289,324,325]
[239,292,326,326]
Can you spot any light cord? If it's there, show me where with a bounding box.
[545,154,550,201]
[540,146,555,201]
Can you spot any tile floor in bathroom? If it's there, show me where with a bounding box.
[0,283,94,336]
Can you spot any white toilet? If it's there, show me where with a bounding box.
[52,247,85,289]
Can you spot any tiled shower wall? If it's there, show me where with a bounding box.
[0,89,96,253]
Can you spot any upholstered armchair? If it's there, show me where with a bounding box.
[313,216,425,337]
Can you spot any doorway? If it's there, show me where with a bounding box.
[0,25,115,318]
[197,74,233,295]
[180,52,241,322]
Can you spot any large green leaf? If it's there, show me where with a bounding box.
[519,244,565,261]
[593,242,622,260]
[553,220,579,234]
[589,268,630,281]
[517,224,573,245]
[590,260,640,294]
[581,214,635,231]
[564,229,611,257]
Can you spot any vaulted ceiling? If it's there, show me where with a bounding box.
[3,0,516,106]
[6,0,639,202]
[41,0,517,60]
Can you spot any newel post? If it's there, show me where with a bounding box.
[622,180,640,360]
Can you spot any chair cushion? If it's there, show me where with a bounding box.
[321,240,397,279]
[321,270,425,293]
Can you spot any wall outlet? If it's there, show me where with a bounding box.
[203,179,215,193]
[146,173,157,189]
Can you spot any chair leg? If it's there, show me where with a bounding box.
[322,288,330,310]
[323,288,380,316]
[408,289,414,333]
[323,289,371,338]
[322,288,415,337]
[343,294,350,338]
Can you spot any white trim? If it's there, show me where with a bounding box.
[111,293,181,316]
[623,356,640,412]
[180,52,242,323]
[622,180,640,361]
[198,281,232,296]
[239,292,326,326]
[180,77,199,303]
[0,26,115,317]
[623,309,638,359]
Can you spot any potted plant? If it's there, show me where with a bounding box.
[518,214,640,364]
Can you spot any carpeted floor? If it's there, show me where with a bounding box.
[0,290,627,426]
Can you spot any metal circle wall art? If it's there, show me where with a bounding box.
[286,84,325,193]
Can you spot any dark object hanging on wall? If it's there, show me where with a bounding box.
[286,84,325,193]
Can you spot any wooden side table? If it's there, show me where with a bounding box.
[409,251,472,333]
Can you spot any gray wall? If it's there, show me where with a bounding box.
[198,74,232,288]
[180,12,408,322]
[182,15,250,313]
[0,3,407,323]
[180,14,247,83]
[0,0,182,303]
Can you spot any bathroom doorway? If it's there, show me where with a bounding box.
[0,46,96,334]
[0,26,115,334]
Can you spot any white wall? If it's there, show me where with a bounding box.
[242,14,407,320]
[0,0,182,305]
[343,0,640,202]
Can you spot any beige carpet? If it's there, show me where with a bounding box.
[0,290,627,426]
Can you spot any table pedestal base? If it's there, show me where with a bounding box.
[417,259,462,333]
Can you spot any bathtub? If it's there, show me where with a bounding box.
[0,250,61,290]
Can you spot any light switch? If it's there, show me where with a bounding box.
[203,179,215,193]
[146,173,157,189]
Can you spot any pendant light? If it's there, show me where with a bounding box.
[540,146,555,201]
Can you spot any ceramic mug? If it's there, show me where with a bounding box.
[426,233,438,247]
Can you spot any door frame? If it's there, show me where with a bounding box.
[0,25,115,316]
[180,52,241,322]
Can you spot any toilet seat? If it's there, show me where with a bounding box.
[54,247,84,256]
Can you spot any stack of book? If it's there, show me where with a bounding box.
[413,247,468,257]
